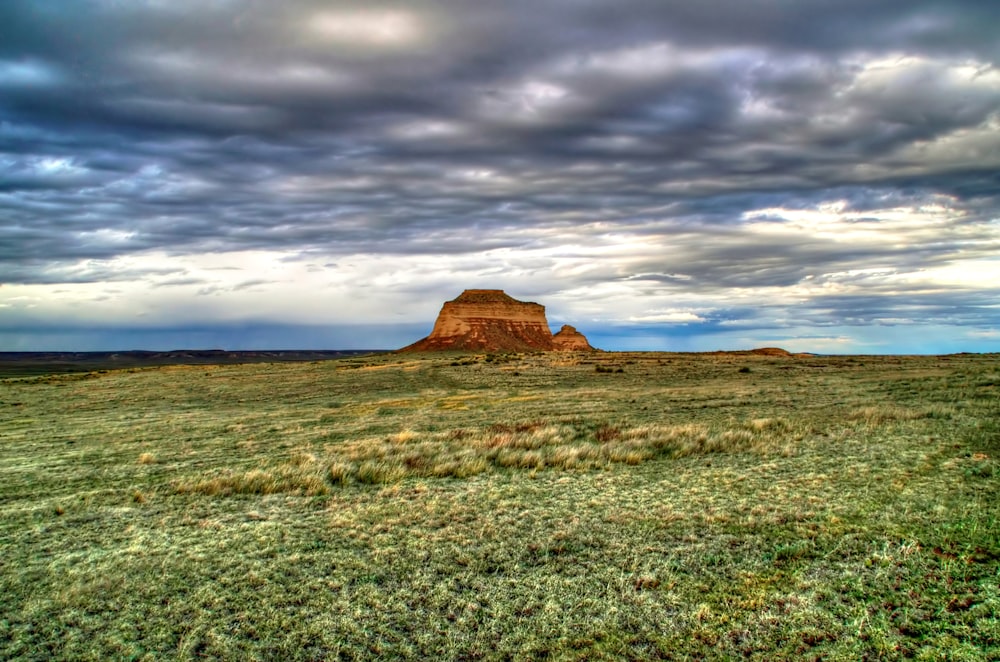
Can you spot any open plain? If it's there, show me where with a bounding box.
[1,351,997,660]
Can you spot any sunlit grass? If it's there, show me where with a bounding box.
[169,416,820,494]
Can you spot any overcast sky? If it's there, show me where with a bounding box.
[2,1,999,353]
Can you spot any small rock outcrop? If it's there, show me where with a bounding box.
[552,325,594,351]
[399,289,595,352]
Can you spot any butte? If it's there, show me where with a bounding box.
[399,289,596,352]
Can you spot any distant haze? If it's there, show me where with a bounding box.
[1,1,999,353]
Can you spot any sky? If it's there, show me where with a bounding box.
[1,1,999,353]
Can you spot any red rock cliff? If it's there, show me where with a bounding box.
[399,289,594,352]
[552,324,594,351]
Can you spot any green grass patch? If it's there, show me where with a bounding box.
[2,352,998,659]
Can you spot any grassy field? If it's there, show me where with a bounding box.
[1,351,997,660]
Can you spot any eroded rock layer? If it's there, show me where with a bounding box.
[552,325,594,351]
[400,289,594,352]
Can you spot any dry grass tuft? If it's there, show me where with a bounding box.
[848,405,925,425]
[171,417,813,493]
[173,465,330,496]
[389,429,418,444]
[356,460,406,485]
[327,462,352,486]
[596,425,622,442]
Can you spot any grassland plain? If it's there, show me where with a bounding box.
[0,351,997,660]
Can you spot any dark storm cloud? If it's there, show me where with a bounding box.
[1,0,999,347]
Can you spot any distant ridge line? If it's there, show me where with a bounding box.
[0,350,388,377]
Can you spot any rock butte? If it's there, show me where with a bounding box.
[399,289,596,352]
[552,325,594,351]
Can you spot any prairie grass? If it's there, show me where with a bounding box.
[848,404,928,425]
[170,417,811,493]
[173,465,331,496]
[1,351,998,660]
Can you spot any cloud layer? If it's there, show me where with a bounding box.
[2,1,999,351]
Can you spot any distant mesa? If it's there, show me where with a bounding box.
[399,289,596,352]
[708,347,797,357]
[746,347,793,357]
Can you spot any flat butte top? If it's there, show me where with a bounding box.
[449,290,533,305]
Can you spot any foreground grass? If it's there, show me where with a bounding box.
[1,352,997,660]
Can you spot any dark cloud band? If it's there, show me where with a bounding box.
[1,1,998,350]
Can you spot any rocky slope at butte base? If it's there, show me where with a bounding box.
[399,289,595,352]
